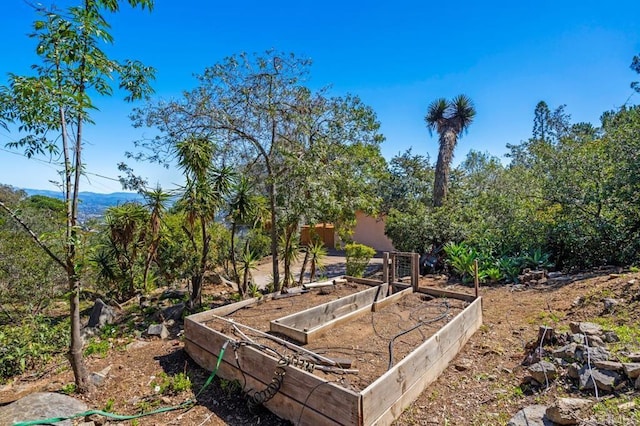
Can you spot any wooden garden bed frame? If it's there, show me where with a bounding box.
[185,275,482,425]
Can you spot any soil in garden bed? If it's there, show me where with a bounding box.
[203,283,469,391]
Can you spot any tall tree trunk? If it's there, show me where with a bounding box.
[68,270,89,392]
[298,246,310,286]
[433,130,458,207]
[268,181,280,291]
[230,222,238,284]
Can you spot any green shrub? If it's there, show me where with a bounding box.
[0,315,70,382]
[345,243,376,277]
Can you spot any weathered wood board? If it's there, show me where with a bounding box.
[270,283,388,344]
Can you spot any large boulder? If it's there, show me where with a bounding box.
[0,392,88,426]
[86,298,118,329]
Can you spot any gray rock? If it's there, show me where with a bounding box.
[86,298,118,329]
[623,363,640,379]
[88,365,112,387]
[627,353,640,362]
[603,331,620,343]
[570,333,585,344]
[567,363,581,379]
[593,360,623,371]
[579,366,622,392]
[160,289,188,300]
[581,346,610,363]
[529,361,557,385]
[160,303,185,322]
[570,322,602,336]
[586,334,605,347]
[546,398,592,425]
[602,298,619,313]
[0,392,88,426]
[635,375,640,390]
[507,405,553,426]
[554,343,579,360]
[147,323,169,339]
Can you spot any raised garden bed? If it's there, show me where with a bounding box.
[185,276,482,425]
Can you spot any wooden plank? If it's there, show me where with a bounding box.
[185,339,344,426]
[418,286,476,303]
[361,297,483,425]
[270,321,309,344]
[305,303,374,342]
[272,283,388,331]
[343,276,384,286]
[371,287,412,312]
[185,317,361,424]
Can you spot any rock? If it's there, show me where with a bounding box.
[160,289,188,300]
[570,322,602,336]
[548,271,563,279]
[537,326,555,345]
[160,303,185,322]
[454,358,472,371]
[567,363,580,379]
[627,353,640,362]
[603,331,620,343]
[579,366,622,392]
[623,363,640,379]
[553,343,579,361]
[569,333,585,344]
[636,375,640,390]
[507,405,553,426]
[88,365,112,387]
[529,361,557,385]
[586,334,605,347]
[602,298,619,313]
[126,340,150,351]
[147,323,169,339]
[571,296,584,307]
[0,392,88,426]
[545,398,592,425]
[86,298,118,329]
[581,346,610,363]
[593,360,623,371]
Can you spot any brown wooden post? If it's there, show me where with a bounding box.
[474,259,479,299]
[383,252,390,294]
[389,253,396,294]
[412,252,420,292]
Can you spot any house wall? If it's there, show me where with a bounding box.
[352,211,395,252]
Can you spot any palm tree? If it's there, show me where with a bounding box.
[425,95,476,207]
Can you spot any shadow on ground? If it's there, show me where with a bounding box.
[155,348,291,425]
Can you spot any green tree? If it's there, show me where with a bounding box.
[129,50,385,292]
[0,0,154,391]
[425,95,476,207]
[175,137,233,308]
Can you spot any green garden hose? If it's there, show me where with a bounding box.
[13,340,229,426]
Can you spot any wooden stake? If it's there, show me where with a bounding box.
[474,259,479,299]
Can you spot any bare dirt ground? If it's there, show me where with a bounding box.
[2,265,639,425]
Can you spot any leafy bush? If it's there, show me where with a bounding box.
[0,316,70,382]
[345,243,376,277]
[151,372,192,395]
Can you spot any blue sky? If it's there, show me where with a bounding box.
[1,0,639,193]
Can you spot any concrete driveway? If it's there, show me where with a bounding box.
[251,250,383,288]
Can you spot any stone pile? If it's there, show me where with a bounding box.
[509,321,640,425]
[523,322,640,394]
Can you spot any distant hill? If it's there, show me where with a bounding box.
[23,188,144,221]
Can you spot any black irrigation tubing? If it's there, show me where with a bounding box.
[387,301,451,370]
